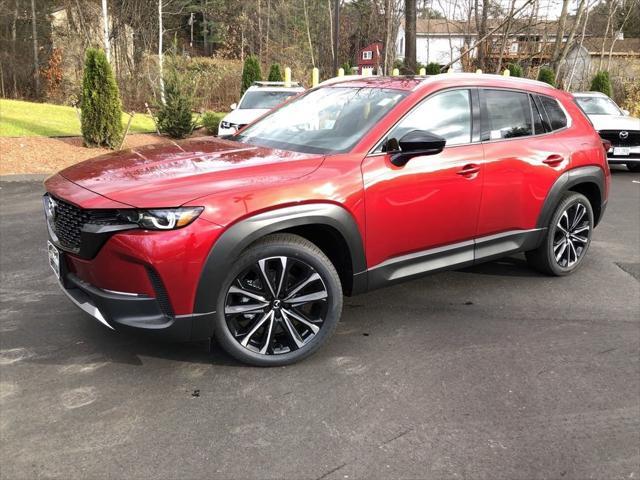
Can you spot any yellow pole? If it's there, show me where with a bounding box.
[284,67,292,87]
[476,69,482,74]
[338,67,344,77]
[392,68,399,76]
[503,69,510,76]
[312,67,319,87]
[419,67,426,75]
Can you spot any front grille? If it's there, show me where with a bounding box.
[598,130,640,147]
[49,196,121,252]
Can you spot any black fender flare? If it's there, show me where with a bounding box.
[536,165,606,229]
[192,203,367,326]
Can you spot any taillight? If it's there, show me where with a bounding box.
[601,139,612,152]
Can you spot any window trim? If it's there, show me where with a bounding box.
[368,86,480,156]
[362,50,373,60]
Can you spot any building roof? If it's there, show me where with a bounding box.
[412,18,571,37]
[579,37,640,56]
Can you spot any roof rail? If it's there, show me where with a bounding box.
[252,81,301,87]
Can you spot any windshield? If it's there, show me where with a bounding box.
[234,87,407,154]
[575,96,622,115]
[239,91,298,109]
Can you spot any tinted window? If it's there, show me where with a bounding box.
[539,96,568,130]
[240,91,297,109]
[530,95,546,134]
[382,89,472,149]
[482,90,532,139]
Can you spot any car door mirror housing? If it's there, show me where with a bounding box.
[388,130,446,166]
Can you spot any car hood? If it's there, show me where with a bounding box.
[222,108,270,126]
[59,137,323,208]
[588,114,640,132]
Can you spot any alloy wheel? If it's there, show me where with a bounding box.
[552,202,591,268]
[224,256,329,355]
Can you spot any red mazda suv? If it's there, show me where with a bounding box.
[44,74,610,365]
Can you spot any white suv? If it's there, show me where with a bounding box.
[573,91,640,172]
[218,82,305,137]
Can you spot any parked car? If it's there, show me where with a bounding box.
[44,74,610,366]
[573,91,640,172]
[217,81,305,136]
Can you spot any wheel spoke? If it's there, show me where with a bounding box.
[284,272,321,300]
[259,311,275,354]
[228,285,267,303]
[275,257,288,298]
[282,308,320,334]
[572,225,590,235]
[225,302,269,314]
[285,290,328,305]
[240,310,273,347]
[571,204,586,230]
[281,310,305,349]
[568,241,578,266]
[558,211,570,232]
[555,240,568,262]
[258,258,277,298]
[570,233,588,244]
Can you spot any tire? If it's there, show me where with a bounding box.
[213,233,343,366]
[627,163,640,173]
[526,192,594,276]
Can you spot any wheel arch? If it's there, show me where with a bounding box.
[537,166,606,229]
[192,203,367,337]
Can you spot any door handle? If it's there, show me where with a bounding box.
[457,164,480,176]
[543,154,564,166]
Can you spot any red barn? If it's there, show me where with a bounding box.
[357,42,383,75]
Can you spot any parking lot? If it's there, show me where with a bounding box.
[1,167,638,479]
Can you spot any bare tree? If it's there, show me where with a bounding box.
[404,0,416,72]
[101,0,111,61]
[30,0,39,96]
[158,0,165,103]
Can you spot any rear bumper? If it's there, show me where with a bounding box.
[57,270,215,342]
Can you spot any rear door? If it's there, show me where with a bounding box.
[476,89,572,247]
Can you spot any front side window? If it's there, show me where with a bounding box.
[234,87,407,154]
[574,96,621,116]
[539,95,568,130]
[378,89,472,151]
[482,89,532,139]
[239,91,298,110]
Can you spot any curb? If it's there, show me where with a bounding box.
[0,174,49,182]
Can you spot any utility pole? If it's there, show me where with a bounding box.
[333,0,340,75]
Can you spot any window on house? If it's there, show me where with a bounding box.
[362,51,373,60]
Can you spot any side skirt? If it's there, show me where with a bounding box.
[366,228,545,291]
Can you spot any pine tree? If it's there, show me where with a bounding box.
[425,62,441,74]
[268,63,283,82]
[80,48,123,148]
[241,55,262,94]
[155,66,197,139]
[507,63,523,77]
[537,67,555,86]
[590,71,612,97]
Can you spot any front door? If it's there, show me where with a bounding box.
[362,88,484,285]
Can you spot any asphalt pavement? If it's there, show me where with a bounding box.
[1,167,639,480]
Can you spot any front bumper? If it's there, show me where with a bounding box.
[55,258,216,342]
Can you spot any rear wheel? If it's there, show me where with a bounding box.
[627,163,640,173]
[526,192,594,276]
[213,234,343,366]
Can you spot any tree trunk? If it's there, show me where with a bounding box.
[384,0,393,74]
[554,0,587,83]
[477,0,489,70]
[101,0,111,62]
[404,0,417,73]
[11,0,18,97]
[158,0,165,104]
[551,0,569,67]
[303,0,315,67]
[598,1,617,70]
[30,0,40,97]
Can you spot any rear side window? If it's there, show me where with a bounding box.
[539,96,568,131]
[482,90,532,139]
[530,95,546,134]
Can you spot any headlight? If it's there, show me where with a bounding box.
[220,121,231,129]
[119,207,203,230]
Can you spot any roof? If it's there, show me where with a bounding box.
[578,37,640,55]
[319,73,556,93]
[411,18,569,36]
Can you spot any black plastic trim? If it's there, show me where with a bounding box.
[474,228,546,263]
[193,203,367,323]
[536,165,606,228]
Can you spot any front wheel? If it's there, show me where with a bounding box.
[627,163,640,173]
[526,192,594,276]
[213,234,343,366]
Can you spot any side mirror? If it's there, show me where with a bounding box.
[622,109,630,116]
[388,130,446,167]
[230,103,237,110]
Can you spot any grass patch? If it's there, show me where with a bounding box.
[0,99,156,137]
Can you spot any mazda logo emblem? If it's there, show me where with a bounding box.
[619,131,629,139]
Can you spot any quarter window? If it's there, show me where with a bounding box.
[539,95,568,130]
[381,89,472,150]
[482,90,532,139]
[530,95,546,134]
